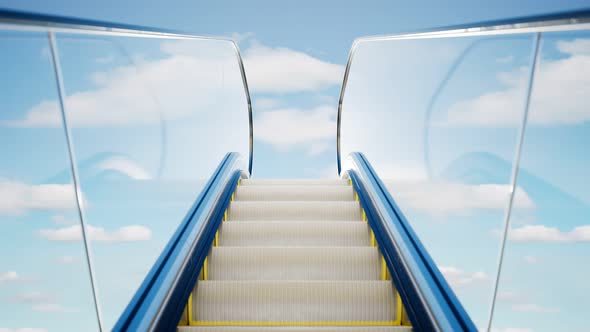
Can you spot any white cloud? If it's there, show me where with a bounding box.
[496,55,515,63]
[6,40,243,128]
[557,38,590,56]
[511,303,560,314]
[97,156,151,180]
[31,303,75,313]
[491,328,533,332]
[51,215,77,225]
[255,105,336,154]
[253,97,280,110]
[10,291,75,315]
[0,329,48,332]
[96,55,114,64]
[444,38,590,126]
[39,224,151,243]
[497,291,520,302]
[10,292,54,304]
[7,40,340,129]
[0,181,77,215]
[523,255,538,264]
[510,224,590,243]
[384,181,534,216]
[55,255,78,265]
[498,290,559,313]
[230,32,254,44]
[438,266,490,287]
[0,271,20,283]
[308,141,332,156]
[243,42,344,93]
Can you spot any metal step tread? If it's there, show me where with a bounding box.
[217,221,372,247]
[228,201,362,221]
[192,280,397,322]
[240,179,349,186]
[208,247,380,280]
[234,186,355,201]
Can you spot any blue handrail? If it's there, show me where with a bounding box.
[113,152,243,331]
[0,8,188,36]
[347,152,477,332]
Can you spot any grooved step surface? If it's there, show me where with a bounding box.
[183,178,409,330]
[179,327,412,331]
[217,222,372,247]
[228,202,362,221]
[235,186,355,201]
[240,179,349,186]
[208,247,380,280]
[193,281,397,322]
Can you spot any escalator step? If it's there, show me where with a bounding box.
[240,179,349,186]
[208,247,381,280]
[217,221,372,247]
[228,201,362,221]
[192,281,397,323]
[234,185,355,201]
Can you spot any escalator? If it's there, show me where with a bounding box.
[5,8,586,332]
[113,153,475,332]
[178,178,411,330]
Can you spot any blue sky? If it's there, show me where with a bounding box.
[0,1,589,332]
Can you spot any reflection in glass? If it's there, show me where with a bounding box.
[0,32,99,331]
[34,35,249,328]
[492,31,590,332]
[340,34,536,326]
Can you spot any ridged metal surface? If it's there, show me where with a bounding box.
[193,281,397,322]
[208,247,381,280]
[235,186,355,201]
[179,327,412,331]
[228,201,362,221]
[187,179,406,329]
[217,222,372,247]
[240,179,349,186]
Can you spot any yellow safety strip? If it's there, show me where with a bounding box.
[350,179,409,327]
[396,293,403,325]
[187,293,193,324]
[186,177,241,325]
[191,321,397,327]
[381,255,387,280]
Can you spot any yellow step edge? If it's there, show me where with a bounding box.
[381,255,388,280]
[187,293,193,325]
[396,294,403,326]
[190,321,399,327]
